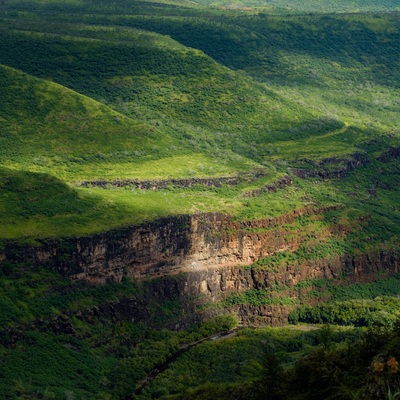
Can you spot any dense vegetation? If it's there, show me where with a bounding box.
[1,260,400,399]
[0,0,399,398]
[0,0,399,240]
[158,323,400,400]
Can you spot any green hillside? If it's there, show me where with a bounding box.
[0,21,327,163]
[0,0,398,250]
[196,0,400,13]
[0,2,398,259]
[0,0,399,399]
[0,5,398,240]
[0,64,264,181]
[0,64,172,177]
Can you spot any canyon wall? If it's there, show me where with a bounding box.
[68,250,399,328]
[1,210,399,326]
[0,208,334,284]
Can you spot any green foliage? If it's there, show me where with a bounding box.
[0,1,399,399]
[105,315,239,399]
[0,262,141,327]
[285,323,400,400]
[329,275,400,302]
[191,315,238,338]
[136,325,363,399]
[148,323,400,400]
[0,331,112,399]
[289,297,400,327]
[0,261,241,398]
[289,275,400,326]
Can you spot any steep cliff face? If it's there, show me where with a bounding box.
[0,208,335,283]
[1,211,399,327]
[2,215,193,283]
[68,251,399,328]
[152,251,400,326]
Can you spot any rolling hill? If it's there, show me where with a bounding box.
[0,0,399,398]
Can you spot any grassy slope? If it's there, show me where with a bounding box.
[23,7,397,164]
[0,64,174,176]
[197,0,400,13]
[0,7,328,238]
[0,1,399,399]
[0,2,397,244]
[90,11,399,129]
[0,21,324,157]
[0,64,263,181]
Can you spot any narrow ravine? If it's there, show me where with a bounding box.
[132,329,239,398]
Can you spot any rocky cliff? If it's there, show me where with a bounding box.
[0,207,336,283]
[78,170,267,190]
[63,250,399,329]
[1,209,399,327]
[290,152,368,179]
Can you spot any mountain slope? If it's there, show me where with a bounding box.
[0,1,399,399]
[0,64,265,181]
[0,20,349,165]
[0,3,398,241]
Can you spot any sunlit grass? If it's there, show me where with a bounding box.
[3,154,264,182]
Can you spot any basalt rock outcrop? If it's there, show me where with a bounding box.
[0,207,336,284]
[78,170,267,190]
[1,209,399,327]
[290,152,368,179]
[241,175,293,198]
[69,250,400,328]
[378,145,400,162]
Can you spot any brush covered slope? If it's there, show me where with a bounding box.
[0,0,399,399]
[0,2,399,240]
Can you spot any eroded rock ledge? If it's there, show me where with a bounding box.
[77,170,267,190]
[1,210,399,328]
[0,207,338,284]
[378,145,400,162]
[290,152,368,179]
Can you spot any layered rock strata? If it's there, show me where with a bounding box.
[0,208,335,284]
[1,210,399,327]
[78,170,267,190]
